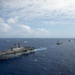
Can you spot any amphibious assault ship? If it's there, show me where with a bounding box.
[0,43,35,60]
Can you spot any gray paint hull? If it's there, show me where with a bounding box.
[0,50,35,60]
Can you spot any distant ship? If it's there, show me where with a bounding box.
[57,41,63,45]
[4,40,10,42]
[0,43,35,60]
[24,41,28,43]
[69,40,71,42]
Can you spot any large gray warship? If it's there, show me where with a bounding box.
[0,43,35,60]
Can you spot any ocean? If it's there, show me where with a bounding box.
[0,38,75,75]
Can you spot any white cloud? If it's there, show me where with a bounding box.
[0,16,51,38]
[21,24,32,33]
[0,0,74,27]
[7,18,16,24]
[32,28,51,38]
[2,0,68,10]
[19,24,50,37]
[0,0,75,38]
[0,23,12,32]
[63,0,75,4]
[0,18,4,23]
[1,0,74,20]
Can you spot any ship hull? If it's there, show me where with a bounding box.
[0,48,35,60]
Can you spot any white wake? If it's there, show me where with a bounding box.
[34,47,47,52]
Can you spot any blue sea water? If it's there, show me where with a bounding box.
[0,38,75,75]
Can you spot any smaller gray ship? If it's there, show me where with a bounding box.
[57,41,63,45]
[0,43,35,60]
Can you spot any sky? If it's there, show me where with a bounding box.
[0,0,75,38]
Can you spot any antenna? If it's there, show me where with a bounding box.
[18,43,21,48]
[14,43,17,48]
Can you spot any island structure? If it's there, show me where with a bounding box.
[0,43,35,60]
